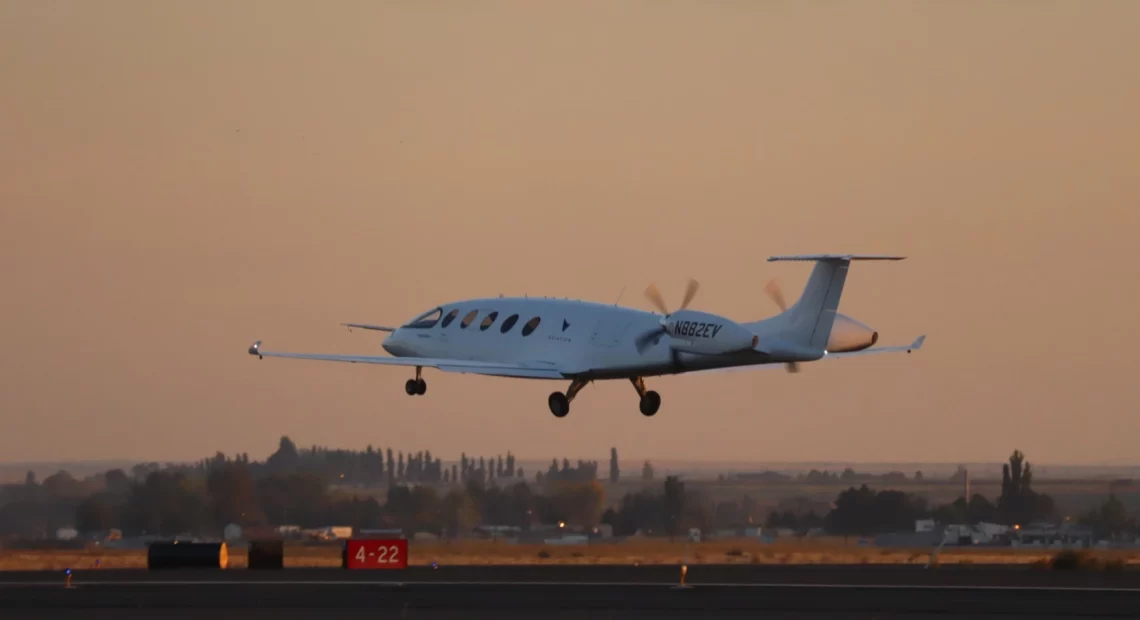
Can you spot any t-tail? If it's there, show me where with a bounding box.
[766,254,906,351]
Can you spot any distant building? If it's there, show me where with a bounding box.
[276,525,302,537]
[472,525,522,540]
[941,522,1010,545]
[1012,523,1095,548]
[303,526,352,540]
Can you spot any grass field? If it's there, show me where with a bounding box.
[4,539,1138,571]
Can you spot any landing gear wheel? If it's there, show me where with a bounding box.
[548,392,570,418]
[415,379,427,395]
[639,390,661,416]
[405,379,418,396]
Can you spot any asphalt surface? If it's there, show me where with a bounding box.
[4,564,1140,618]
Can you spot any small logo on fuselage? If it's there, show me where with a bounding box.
[670,321,723,339]
[562,319,570,332]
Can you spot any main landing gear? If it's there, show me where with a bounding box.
[405,366,427,396]
[548,378,587,418]
[630,377,661,417]
[547,377,661,418]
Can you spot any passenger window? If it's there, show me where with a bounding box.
[440,309,459,328]
[460,310,478,329]
[480,311,499,331]
[500,314,519,333]
[521,317,541,336]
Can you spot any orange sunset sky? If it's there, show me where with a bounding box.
[2,1,1139,465]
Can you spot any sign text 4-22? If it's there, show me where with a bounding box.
[345,539,407,569]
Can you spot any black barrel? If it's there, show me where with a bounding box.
[147,542,229,570]
[248,539,284,570]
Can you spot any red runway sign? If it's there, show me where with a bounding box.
[345,538,408,569]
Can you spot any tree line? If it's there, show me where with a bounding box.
[0,437,621,538]
[169,437,638,488]
[2,447,1134,541]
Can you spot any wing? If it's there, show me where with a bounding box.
[823,335,926,359]
[247,341,565,379]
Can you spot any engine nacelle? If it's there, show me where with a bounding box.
[662,310,758,355]
[827,313,878,353]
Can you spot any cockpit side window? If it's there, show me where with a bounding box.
[405,307,443,329]
[440,309,460,328]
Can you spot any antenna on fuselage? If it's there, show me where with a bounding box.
[614,285,626,306]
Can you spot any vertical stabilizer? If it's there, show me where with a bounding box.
[766,255,905,351]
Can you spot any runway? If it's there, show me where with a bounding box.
[4,564,1140,619]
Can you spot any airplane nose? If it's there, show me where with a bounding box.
[382,330,398,355]
[382,329,414,357]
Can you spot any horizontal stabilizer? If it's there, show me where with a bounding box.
[824,334,926,359]
[686,334,926,375]
[767,254,906,262]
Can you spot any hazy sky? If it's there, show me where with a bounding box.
[3,1,1139,466]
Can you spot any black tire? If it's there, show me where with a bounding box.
[405,379,418,396]
[639,390,661,416]
[415,379,427,395]
[548,392,570,418]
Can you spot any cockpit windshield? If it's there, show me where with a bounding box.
[404,307,443,329]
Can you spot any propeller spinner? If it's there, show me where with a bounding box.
[634,279,700,353]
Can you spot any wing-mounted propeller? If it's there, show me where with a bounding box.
[764,278,799,373]
[634,279,700,353]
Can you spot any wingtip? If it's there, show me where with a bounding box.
[248,340,262,357]
[908,335,926,352]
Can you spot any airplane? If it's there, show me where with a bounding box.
[247,254,925,418]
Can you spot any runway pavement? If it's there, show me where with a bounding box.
[4,564,1140,618]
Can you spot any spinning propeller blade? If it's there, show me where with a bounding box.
[633,330,662,354]
[680,279,699,310]
[764,279,787,312]
[643,283,669,315]
[635,279,701,353]
[764,278,798,373]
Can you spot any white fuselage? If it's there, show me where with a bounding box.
[245,254,918,418]
[246,254,917,419]
[380,297,779,379]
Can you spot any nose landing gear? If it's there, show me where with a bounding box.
[405,366,426,396]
